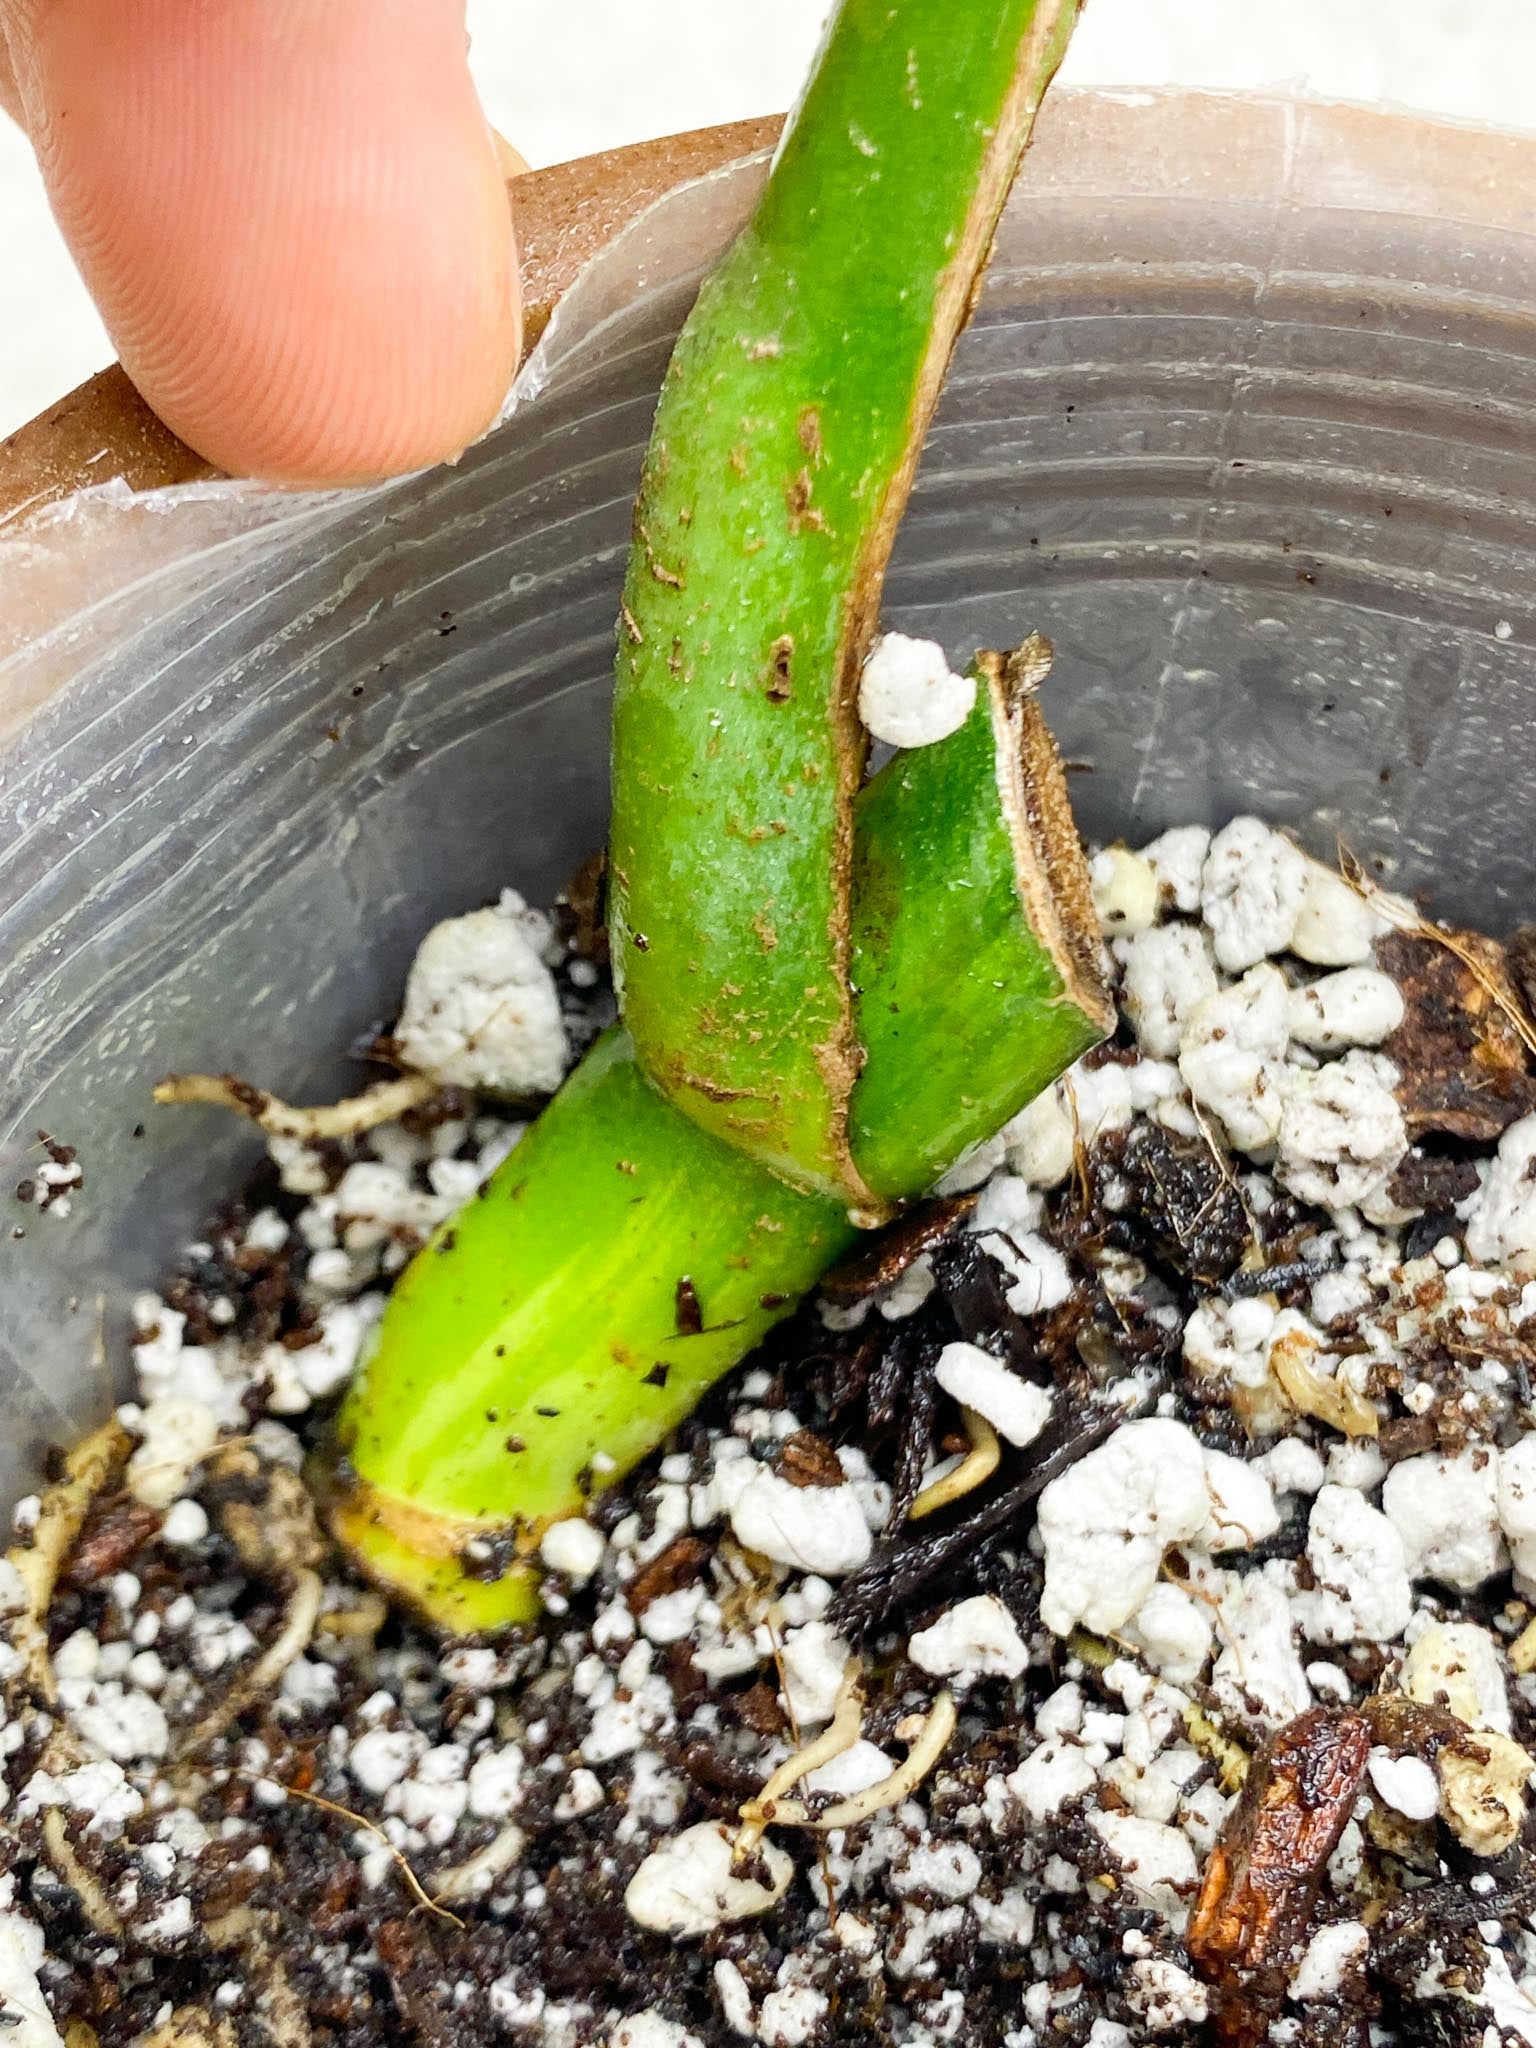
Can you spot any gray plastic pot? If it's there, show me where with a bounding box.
[2,88,1534,1506]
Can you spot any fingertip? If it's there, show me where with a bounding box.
[16,0,520,482]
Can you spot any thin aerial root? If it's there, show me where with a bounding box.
[152,1070,439,1140]
[247,1778,464,1928]
[42,1808,124,1938]
[432,1819,528,1904]
[749,1690,958,1834]
[736,1661,864,1858]
[178,1569,323,1759]
[909,1408,999,1521]
[6,1417,133,1711]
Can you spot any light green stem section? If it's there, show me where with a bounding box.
[610,0,1087,1204]
[333,1028,854,1632]
[851,642,1111,1199]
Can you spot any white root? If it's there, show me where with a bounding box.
[432,1820,528,1904]
[204,1911,314,2048]
[909,1408,999,1521]
[735,1662,864,1858]
[743,1691,958,1834]
[178,1569,323,1759]
[5,1418,132,1711]
[42,1809,123,1938]
[152,1070,439,1140]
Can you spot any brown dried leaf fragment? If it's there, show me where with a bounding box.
[627,1535,710,1614]
[820,1192,975,1303]
[775,1429,847,1489]
[1189,1706,1373,2048]
[1378,929,1536,1141]
[60,1493,163,1588]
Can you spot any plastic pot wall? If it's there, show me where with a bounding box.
[2,89,1534,1500]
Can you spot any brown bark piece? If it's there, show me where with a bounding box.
[1188,1707,1373,2047]
[626,1536,710,1614]
[60,1496,162,1588]
[775,1431,847,1489]
[1378,930,1536,1141]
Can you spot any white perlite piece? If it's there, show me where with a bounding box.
[1087,1812,1199,1919]
[933,1343,1051,1448]
[779,1622,851,1728]
[1122,1583,1212,1688]
[1290,864,1384,966]
[1036,1419,1275,1638]
[539,1518,606,1582]
[1128,1958,1209,2033]
[607,2016,703,2048]
[1139,825,1209,914]
[125,1398,220,1509]
[1367,1748,1439,1822]
[394,892,569,1095]
[1276,1051,1408,1210]
[0,1908,64,2048]
[803,1741,893,1799]
[1177,965,1289,1153]
[1289,1920,1369,2001]
[908,1595,1027,1682]
[1382,1451,1507,1591]
[1296,1485,1413,1645]
[757,1984,829,2048]
[1199,817,1308,972]
[998,1087,1076,1187]
[1037,1419,1210,1636]
[1089,847,1161,934]
[1211,1570,1312,1729]
[624,1823,793,1937]
[727,1469,872,1576]
[1402,1624,1512,1736]
[1287,967,1404,1050]
[857,633,976,749]
[1115,924,1218,1058]
[1499,1436,1536,1586]
[1466,1113,1536,1267]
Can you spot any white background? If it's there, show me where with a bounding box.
[1,0,1531,435]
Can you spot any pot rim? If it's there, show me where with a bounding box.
[3,83,1536,529]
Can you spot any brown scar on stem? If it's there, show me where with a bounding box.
[764,635,794,702]
[636,521,685,589]
[619,603,644,645]
[797,406,824,460]
[785,469,829,535]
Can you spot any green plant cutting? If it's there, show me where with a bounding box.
[329,0,1109,1632]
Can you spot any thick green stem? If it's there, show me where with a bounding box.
[332,650,1108,1631]
[331,1027,853,1633]
[610,0,1087,1204]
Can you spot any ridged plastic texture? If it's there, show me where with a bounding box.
[4,88,1536,1502]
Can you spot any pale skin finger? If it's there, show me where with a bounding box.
[0,0,521,483]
